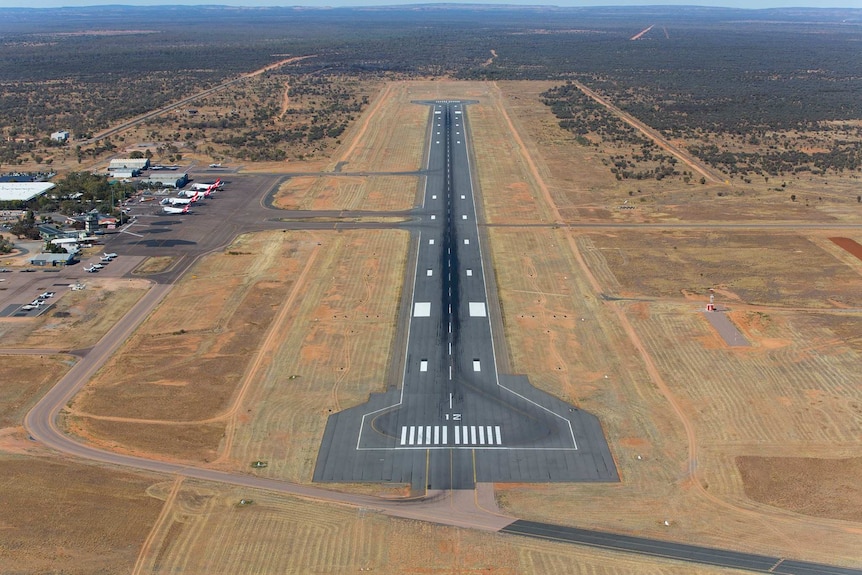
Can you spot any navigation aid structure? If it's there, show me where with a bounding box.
[314,101,617,490]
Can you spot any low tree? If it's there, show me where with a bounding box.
[9,211,39,240]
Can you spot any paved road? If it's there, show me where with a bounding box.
[484,222,862,230]
[502,521,862,575]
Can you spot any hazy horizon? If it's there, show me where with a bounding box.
[1,1,860,10]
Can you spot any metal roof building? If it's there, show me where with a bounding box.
[0,182,56,202]
[145,173,188,188]
[108,158,149,171]
[110,169,139,178]
[29,252,76,266]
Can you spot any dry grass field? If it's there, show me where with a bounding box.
[470,80,862,566]
[64,231,320,460]
[0,355,72,428]
[63,228,409,476]
[5,77,862,573]
[273,174,418,212]
[0,455,164,575]
[220,228,408,481]
[131,480,748,575]
[326,82,429,173]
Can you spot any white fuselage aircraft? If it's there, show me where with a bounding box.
[191,178,222,192]
[162,204,191,215]
[161,192,200,206]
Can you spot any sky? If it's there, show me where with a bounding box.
[0,0,860,9]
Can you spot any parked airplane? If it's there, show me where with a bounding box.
[209,163,222,168]
[179,186,213,199]
[191,178,222,192]
[83,265,99,273]
[161,192,200,206]
[162,204,191,215]
[103,252,117,259]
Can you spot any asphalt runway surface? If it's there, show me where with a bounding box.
[502,521,862,575]
[314,101,617,490]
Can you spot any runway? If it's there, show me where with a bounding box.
[314,100,617,489]
[502,521,862,575]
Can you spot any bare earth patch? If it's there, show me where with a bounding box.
[737,456,862,522]
[0,355,74,428]
[0,455,163,575]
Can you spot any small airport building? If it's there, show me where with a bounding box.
[145,173,189,189]
[110,169,139,179]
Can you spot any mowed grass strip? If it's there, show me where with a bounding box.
[334,82,427,173]
[274,174,418,212]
